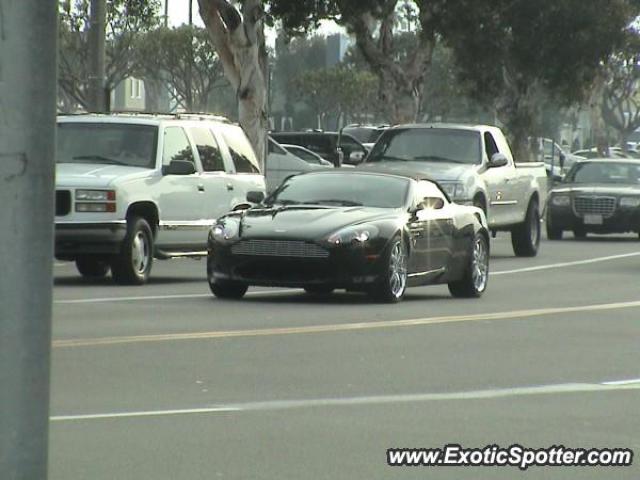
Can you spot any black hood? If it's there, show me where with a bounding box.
[232,206,401,241]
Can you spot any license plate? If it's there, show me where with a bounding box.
[583,214,603,225]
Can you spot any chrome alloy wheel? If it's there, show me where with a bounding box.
[471,236,489,292]
[131,231,150,275]
[388,241,408,298]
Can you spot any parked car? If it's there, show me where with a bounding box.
[359,124,548,257]
[207,171,490,303]
[546,158,640,240]
[55,113,266,284]
[266,137,332,192]
[280,144,333,166]
[572,148,629,159]
[270,131,368,166]
[534,138,582,179]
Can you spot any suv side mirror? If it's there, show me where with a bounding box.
[162,160,196,176]
[488,153,508,168]
[246,191,265,204]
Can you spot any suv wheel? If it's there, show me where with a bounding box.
[75,256,109,278]
[111,216,154,285]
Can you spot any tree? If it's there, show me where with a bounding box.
[198,0,268,169]
[601,32,640,150]
[439,0,636,161]
[136,26,229,112]
[58,0,161,111]
[269,0,445,124]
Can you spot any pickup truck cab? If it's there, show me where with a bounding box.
[360,124,548,256]
[55,113,265,284]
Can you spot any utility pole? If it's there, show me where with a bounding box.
[0,1,57,479]
[186,0,194,111]
[88,0,107,112]
[164,0,169,27]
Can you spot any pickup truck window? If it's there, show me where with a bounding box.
[190,127,225,172]
[56,123,157,168]
[484,132,499,159]
[368,128,482,165]
[162,127,195,167]
[220,126,260,174]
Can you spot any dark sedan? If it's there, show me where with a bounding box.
[546,159,640,239]
[207,171,489,303]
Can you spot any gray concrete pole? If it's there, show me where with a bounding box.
[88,0,107,112]
[0,1,57,479]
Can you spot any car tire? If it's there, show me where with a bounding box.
[368,237,408,303]
[545,212,563,240]
[448,233,489,298]
[304,285,335,295]
[111,216,154,285]
[75,256,109,278]
[511,200,540,257]
[573,228,587,239]
[209,280,248,299]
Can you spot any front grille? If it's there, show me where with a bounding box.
[231,239,329,258]
[573,196,616,217]
[56,190,71,216]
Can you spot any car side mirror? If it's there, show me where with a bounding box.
[162,160,196,176]
[488,153,509,168]
[246,191,265,204]
[349,151,365,165]
[423,197,445,210]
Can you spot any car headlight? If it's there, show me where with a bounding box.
[620,197,640,208]
[75,189,116,201]
[440,182,465,200]
[211,219,240,243]
[551,195,571,207]
[327,225,379,246]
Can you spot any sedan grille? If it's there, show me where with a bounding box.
[573,196,616,217]
[231,239,329,258]
[56,190,71,216]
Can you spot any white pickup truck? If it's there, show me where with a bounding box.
[55,114,266,284]
[360,124,548,256]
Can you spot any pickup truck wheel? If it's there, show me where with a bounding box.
[511,200,540,257]
[368,237,408,303]
[111,217,153,285]
[448,233,489,298]
[75,257,109,278]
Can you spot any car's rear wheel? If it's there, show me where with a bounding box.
[75,256,109,278]
[511,200,540,256]
[368,237,408,303]
[448,233,489,298]
[111,216,153,285]
[304,285,335,295]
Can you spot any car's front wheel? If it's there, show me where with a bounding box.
[448,233,489,298]
[209,280,248,299]
[545,212,563,240]
[368,237,408,303]
[111,216,154,285]
[75,256,110,278]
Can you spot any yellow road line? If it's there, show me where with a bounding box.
[53,299,640,349]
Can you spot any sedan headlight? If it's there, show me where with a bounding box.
[75,189,116,201]
[211,219,240,243]
[439,182,465,200]
[551,195,571,207]
[327,225,379,246]
[620,197,640,208]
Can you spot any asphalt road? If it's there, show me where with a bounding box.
[49,232,640,479]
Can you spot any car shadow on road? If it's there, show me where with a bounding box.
[234,291,453,305]
[53,276,205,286]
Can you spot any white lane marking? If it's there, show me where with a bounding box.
[491,252,640,276]
[601,378,640,386]
[54,289,301,304]
[50,381,640,422]
[53,299,640,348]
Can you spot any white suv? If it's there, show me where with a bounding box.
[55,113,265,284]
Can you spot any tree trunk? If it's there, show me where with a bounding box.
[378,71,421,124]
[198,0,268,170]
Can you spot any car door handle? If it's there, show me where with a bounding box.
[197,184,205,192]
[226,183,234,191]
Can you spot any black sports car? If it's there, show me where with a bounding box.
[546,159,640,239]
[207,171,490,303]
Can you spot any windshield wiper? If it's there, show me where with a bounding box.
[304,199,363,206]
[413,155,467,163]
[72,155,129,166]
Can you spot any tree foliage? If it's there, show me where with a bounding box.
[136,26,229,112]
[58,0,161,111]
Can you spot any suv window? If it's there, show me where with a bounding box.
[220,126,260,174]
[190,127,225,172]
[163,127,195,166]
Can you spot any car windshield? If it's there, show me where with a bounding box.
[268,173,409,208]
[566,162,640,184]
[56,123,158,168]
[367,128,482,164]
